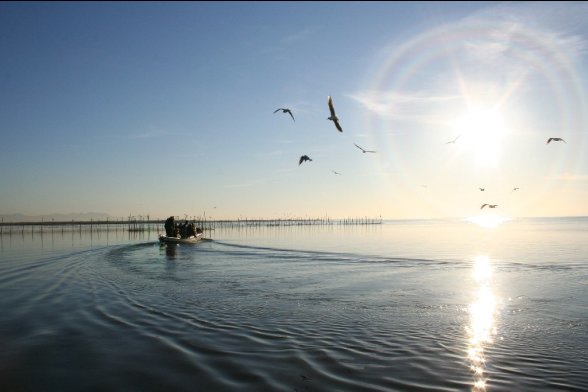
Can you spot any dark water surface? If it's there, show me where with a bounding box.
[1,218,587,391]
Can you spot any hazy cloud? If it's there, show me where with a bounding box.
[254,149,290,159]
[281,26,320,45]
[353,2,588,124]
[549,173,588,182]
[349,90,462,120]
[464,2,588,56]
[224,179,268,189]
[119,127,184,140]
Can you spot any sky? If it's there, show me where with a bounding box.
[1,1,587,221]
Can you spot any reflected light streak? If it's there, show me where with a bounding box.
[466,255,497,391]
[473,255,492,282]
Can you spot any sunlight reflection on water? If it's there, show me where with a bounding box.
[467,255,498,391]
[466,214,511,229]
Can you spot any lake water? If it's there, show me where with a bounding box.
[1,217,587,391]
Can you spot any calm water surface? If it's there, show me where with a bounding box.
[0,217,587,391]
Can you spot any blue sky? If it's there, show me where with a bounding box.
[1,2,587,220]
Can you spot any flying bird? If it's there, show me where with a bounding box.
[299,155,312,165]
[512,187,519,192]
[354,144,376,153]
[446,135,461,144]
[332,170,341,175]
[480,204,498,209]
[479,188,485,191]
[547,137,566,144]
[274,108,295,122]
[327,96,343,132]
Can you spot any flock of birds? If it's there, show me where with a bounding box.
[453,135,565,210]
[275,96,568,213]
[457,136,564,210]
[275,96,376,171]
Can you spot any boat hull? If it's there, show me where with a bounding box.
[158,234,203,245]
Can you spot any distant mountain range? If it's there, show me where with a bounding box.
[0,212,112,223]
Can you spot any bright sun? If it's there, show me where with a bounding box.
[453,108,508,166]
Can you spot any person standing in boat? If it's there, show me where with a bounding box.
[179,220,189,238]
[164,216,175,237]
[186,222,196,238]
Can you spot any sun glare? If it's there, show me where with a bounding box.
[453,108,508,167]
[466,214,510,228]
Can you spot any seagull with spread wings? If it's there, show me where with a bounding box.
[547,137,566,144]
[299,155,312,165]
[354,144,376,153]
[446,135,460,144]
[274,108,295,122]
[480,204,498,209]
[327,96,343,132]
[332,170,341,175]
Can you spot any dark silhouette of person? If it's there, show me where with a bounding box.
[164,216,175,237]
[186,222,196,237]
[178,220,189,238]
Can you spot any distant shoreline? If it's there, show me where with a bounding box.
[0,217,385,233]
[1,215,585,227]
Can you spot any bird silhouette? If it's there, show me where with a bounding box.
[332,170,341,175]
[446,135,461,144]
[274,108,295,122]
[354,144,376,153]
[547,137,566,144]
[480,204,498,209]
[327,96,343,132]
[479,187,485,191]
[512,187,519,192]
[299,155,312,165]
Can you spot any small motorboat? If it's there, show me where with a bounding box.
[158,233,204,245]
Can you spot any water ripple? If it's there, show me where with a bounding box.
[1,235,587,391]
